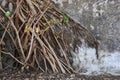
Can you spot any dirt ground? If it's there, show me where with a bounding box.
[0,69,120,80]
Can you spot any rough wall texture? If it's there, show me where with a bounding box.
[52,0,120,53]
[52,0,120,75]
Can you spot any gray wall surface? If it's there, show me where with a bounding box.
[52,0,120,53]
[52,0,120,75]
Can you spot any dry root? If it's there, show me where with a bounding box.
[0,0,98,73]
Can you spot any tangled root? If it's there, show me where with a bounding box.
[0,0,98,73]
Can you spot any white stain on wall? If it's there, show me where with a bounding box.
[82,2,89,11]
[72,40,120,75]
[92,0,109,18]
[52,0,73,7]
[68,0,72,4]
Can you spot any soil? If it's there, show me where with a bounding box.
[0,69,120,80]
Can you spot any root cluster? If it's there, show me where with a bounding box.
[0,0,98,73]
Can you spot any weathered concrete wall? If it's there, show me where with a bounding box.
[52,0,120,75]
[52,0,120,52]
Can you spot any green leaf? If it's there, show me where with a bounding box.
[63,14,69,24]
[5,11,11,17]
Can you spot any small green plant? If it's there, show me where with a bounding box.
[63,14,70,24]
[5,11,11,18]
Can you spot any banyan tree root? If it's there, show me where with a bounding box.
[0,0,98,73]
